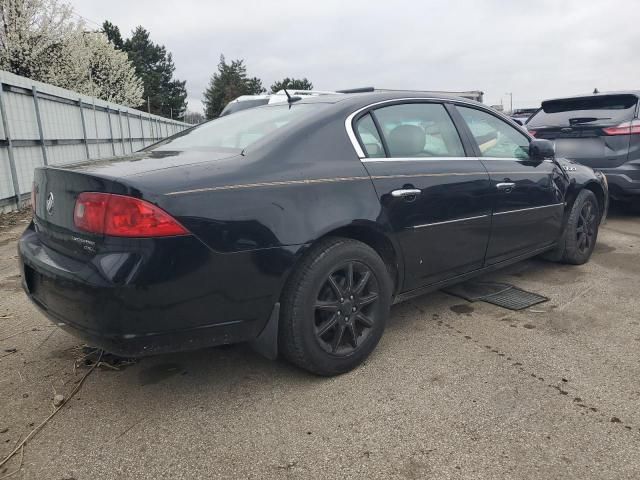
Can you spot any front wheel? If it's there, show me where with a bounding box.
[279,238,392,376]
[546,189,600,265]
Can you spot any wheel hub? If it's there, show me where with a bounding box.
[313,261,380,355]
[340,297,356,316]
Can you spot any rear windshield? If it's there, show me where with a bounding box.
[219,98,270,116]
[153,103,321,151]
[527,94,638,127]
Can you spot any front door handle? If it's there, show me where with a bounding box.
[391,189,421,198]
[496,182,516,192]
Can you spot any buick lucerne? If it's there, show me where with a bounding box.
[19,92,608,375]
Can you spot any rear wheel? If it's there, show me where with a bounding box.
[279,238,392,376]
[545,189,600,265]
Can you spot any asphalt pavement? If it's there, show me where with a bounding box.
[0,206,638,479]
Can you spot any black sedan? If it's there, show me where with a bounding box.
[19,91,608,375]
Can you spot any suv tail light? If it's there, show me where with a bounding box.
[74,193,188,237]
[602,120,640,136]
[527,130,537,137]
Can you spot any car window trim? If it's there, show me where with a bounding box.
[369,110,391,157]
[345,97,526,159]
[361,156,474,163]
[353,112,387,158]
[452,104,532,159]
[350,99,469,160]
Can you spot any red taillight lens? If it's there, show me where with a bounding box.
[602,120,640,136]
[527,130,537,137]
[74,193,188,237]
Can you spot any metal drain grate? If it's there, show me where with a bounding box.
[481,287,548,311]
[443,281,548,311]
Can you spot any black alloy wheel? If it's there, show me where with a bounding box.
[313,261,380,355]
[557,189,600,265]
[576,201,597,255]
[280,237,392,376]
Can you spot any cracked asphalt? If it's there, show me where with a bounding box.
[0,206,639,479]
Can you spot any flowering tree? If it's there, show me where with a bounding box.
[0,0,143,106]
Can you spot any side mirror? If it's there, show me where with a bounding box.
[529,139,555,162]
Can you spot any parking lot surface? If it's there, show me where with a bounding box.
[0,207,639,479]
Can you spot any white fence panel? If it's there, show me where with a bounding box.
[0,70,190,212]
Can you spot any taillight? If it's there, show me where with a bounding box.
[31,182,37,213]
[527,130,537,137]
[74,193,188,237]
[602,120,640,136]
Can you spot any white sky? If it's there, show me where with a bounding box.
[71,0,640,114]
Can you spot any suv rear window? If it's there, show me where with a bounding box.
[527,94,638,127]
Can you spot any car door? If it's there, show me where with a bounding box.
[453,105,565,265]
[352,101,493,291]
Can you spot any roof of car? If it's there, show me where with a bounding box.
[295,90,484,108]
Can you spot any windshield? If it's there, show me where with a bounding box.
[154,103,321,151]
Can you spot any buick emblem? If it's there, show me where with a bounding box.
[46,192,54,215]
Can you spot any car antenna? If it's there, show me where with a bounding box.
[283,88,301,107]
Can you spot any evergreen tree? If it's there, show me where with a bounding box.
[102,23,187,118]
[202,55,266,119]
[270,77,313,93]
[101,20,123,49]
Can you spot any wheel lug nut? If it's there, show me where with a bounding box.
[340,298,344,303]
[352,307,357,312]
[337,311,341,316]
[350,295,354,300]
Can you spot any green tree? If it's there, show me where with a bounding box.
[101,23,187,118]
[202,55,266,119]
[270,77,313,93]
[101,20,123,49]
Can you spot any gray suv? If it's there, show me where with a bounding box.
[526,92,640,205]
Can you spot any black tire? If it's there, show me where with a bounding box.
[279,237,392,376]
[545,190,600,265]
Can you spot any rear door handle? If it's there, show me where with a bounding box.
[391,189,421,198]
[496,182,516,192]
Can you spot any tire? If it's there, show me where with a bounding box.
[545,189,600,265]
[279,237,392,376]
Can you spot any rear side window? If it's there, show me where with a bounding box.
[372,103,465,158]
[528,94,638,128]
[355,113,384,157]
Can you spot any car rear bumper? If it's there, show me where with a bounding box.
[599,163,640,198]
[18,224,297,357]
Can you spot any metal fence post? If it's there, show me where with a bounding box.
[106,107,116,157]
[78,98,91,159]
[139,113,145,147]
[149,114,155,143]
[126,112,133,152]
[92,99,100,159]
[32,86,48,166]
[117,109,125,155]
[0,85,21,206]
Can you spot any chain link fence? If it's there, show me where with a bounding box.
[0,70,190,213]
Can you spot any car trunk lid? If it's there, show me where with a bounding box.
[31,149,239,259]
